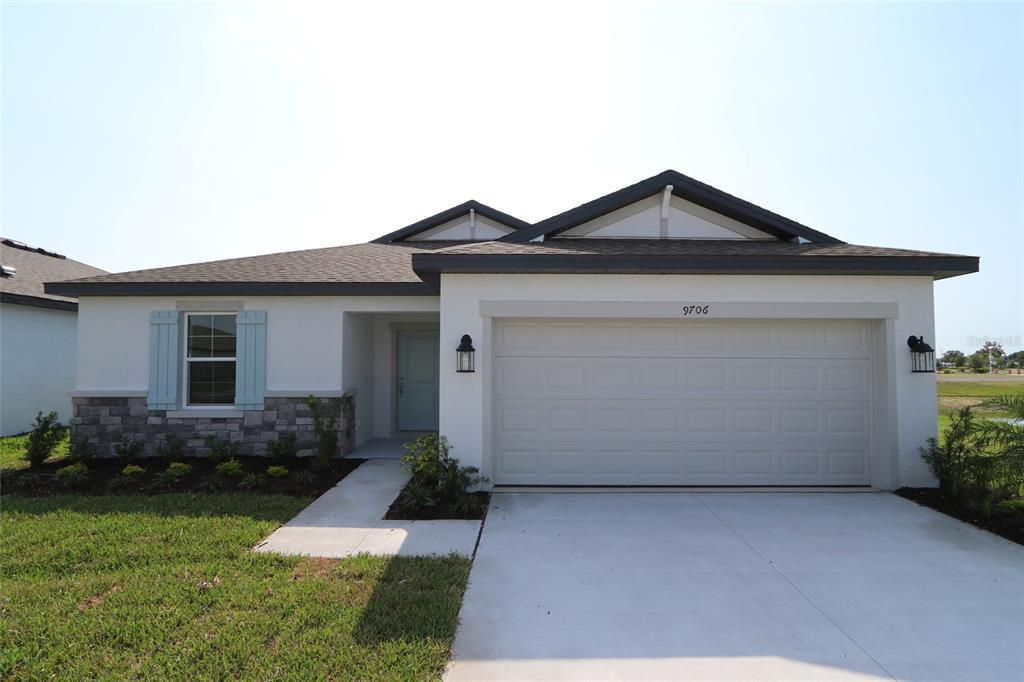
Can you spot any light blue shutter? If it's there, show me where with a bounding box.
[148,311,179,409]
[235,311,267,410]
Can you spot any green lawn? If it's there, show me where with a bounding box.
[1,494,472,681]
[0,431,70,471]
[937,381,1024,398]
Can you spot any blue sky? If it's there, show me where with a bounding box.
[3,2,1021,354]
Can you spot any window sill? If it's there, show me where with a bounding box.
[165,409,244,419]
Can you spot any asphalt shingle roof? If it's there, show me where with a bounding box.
[1,239,107,305]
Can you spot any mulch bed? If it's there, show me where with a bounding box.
[895,487,1024,547]
[2,456,365,498]
[384,488,490,521]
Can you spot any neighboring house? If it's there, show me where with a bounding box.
[46,171,978,489]
[1,238,107,435]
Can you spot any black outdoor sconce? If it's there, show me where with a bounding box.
[456,334,475,373]
[907,335,935,373]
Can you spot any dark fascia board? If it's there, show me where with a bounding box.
[371,200,531,243]
[411,253,979,286]
[1,291,78,312]
[43,281,437,297]
[503,170,844,244]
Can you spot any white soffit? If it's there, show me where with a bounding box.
[407,213,516,241]
[559,192,775,240]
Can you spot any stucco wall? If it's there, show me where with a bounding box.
[439,273,937,489]
[1,302,79,435]
[342,312,374,447]
[75,296,439,394]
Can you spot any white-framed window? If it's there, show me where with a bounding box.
[183,312,237,407]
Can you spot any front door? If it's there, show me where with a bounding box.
[396,329,440,431]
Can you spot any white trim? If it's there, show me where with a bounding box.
[69,390,147,397]
[165,409,243,419]
[183,311,238,408]
[659,184,673,237]
[478,301,900,320]
[263,389,352,398]
[175,301,243,312]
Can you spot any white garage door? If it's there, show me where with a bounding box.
[493,319,873,486]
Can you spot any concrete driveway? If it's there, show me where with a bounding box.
[447,492,1024,682]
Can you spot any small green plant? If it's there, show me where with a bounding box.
[24,411,66,468]
[399,434,487,516]
[55,461,89,487]
[266,465,289,478]
[307,396,341,470]
[7,471,51,494]
[291,469,315,488]
[155,434,186,464]
[71,437,96,466]
[122,464,146,477]
[215,458,244,477]
[237,472,263,490]
[268,433,299,467]
[106,475,134,492]
[114,437,144,466]
[167,461,192,478]
[205,436,239,465]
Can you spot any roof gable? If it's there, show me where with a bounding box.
[503,170,844,244]
[372,200,529,243]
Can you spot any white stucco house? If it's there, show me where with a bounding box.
[47,171,977,489]
[1,238,107,435]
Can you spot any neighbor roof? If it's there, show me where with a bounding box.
[371,200,530,243]
[410,239,979,285]
[1,238,107,310]
[503,170,844,244]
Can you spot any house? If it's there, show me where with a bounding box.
[1,238,107,435]
[46,171,978,489]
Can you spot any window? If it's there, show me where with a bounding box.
[184,313,236,406]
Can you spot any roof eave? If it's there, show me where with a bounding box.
[1,291,78,311]
[371,200,531,244]
[43,281,437,297]
[411,253,979,281]
[502,170,844,245]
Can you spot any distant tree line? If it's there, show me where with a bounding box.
[940,341,1024,370]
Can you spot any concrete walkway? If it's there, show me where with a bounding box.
[447,491,1024,682]
[254,459,481,557]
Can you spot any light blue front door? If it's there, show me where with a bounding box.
[396,330,439,431]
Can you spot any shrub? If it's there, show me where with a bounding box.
[24,411,65,468]
[155,434,186,464]
[215,458,244,477]
[238,472,263,490]
[71,438,96,466]
[106,475,135,492]
[113,437,144,466]
[307,396,340,470]
[122,464,146,477]
[268,434,299,467]
[266,465,289,478]
[55,461,89,486]
[399,434,486,516]
[7,471,51,494]
[920,407,1023,519]
[291,469,315,488]
[205,436,239,465]
[167,461,192,478]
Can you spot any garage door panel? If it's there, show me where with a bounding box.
[495,320,869,359]
[496,400,869,441]
[495,357,868,400]
[494,443,872,486]
[494,319,872,486]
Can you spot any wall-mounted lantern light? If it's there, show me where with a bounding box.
[907,335,935,373]
[456,334,475,373]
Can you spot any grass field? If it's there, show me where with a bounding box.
[0,432,70,471]
[0,494,471,681]
[936,378,1024,440]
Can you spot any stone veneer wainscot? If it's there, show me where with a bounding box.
[70,395,355,458]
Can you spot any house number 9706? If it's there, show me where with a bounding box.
[682,305,710,316]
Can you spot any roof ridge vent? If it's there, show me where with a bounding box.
[1,238,67,259]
